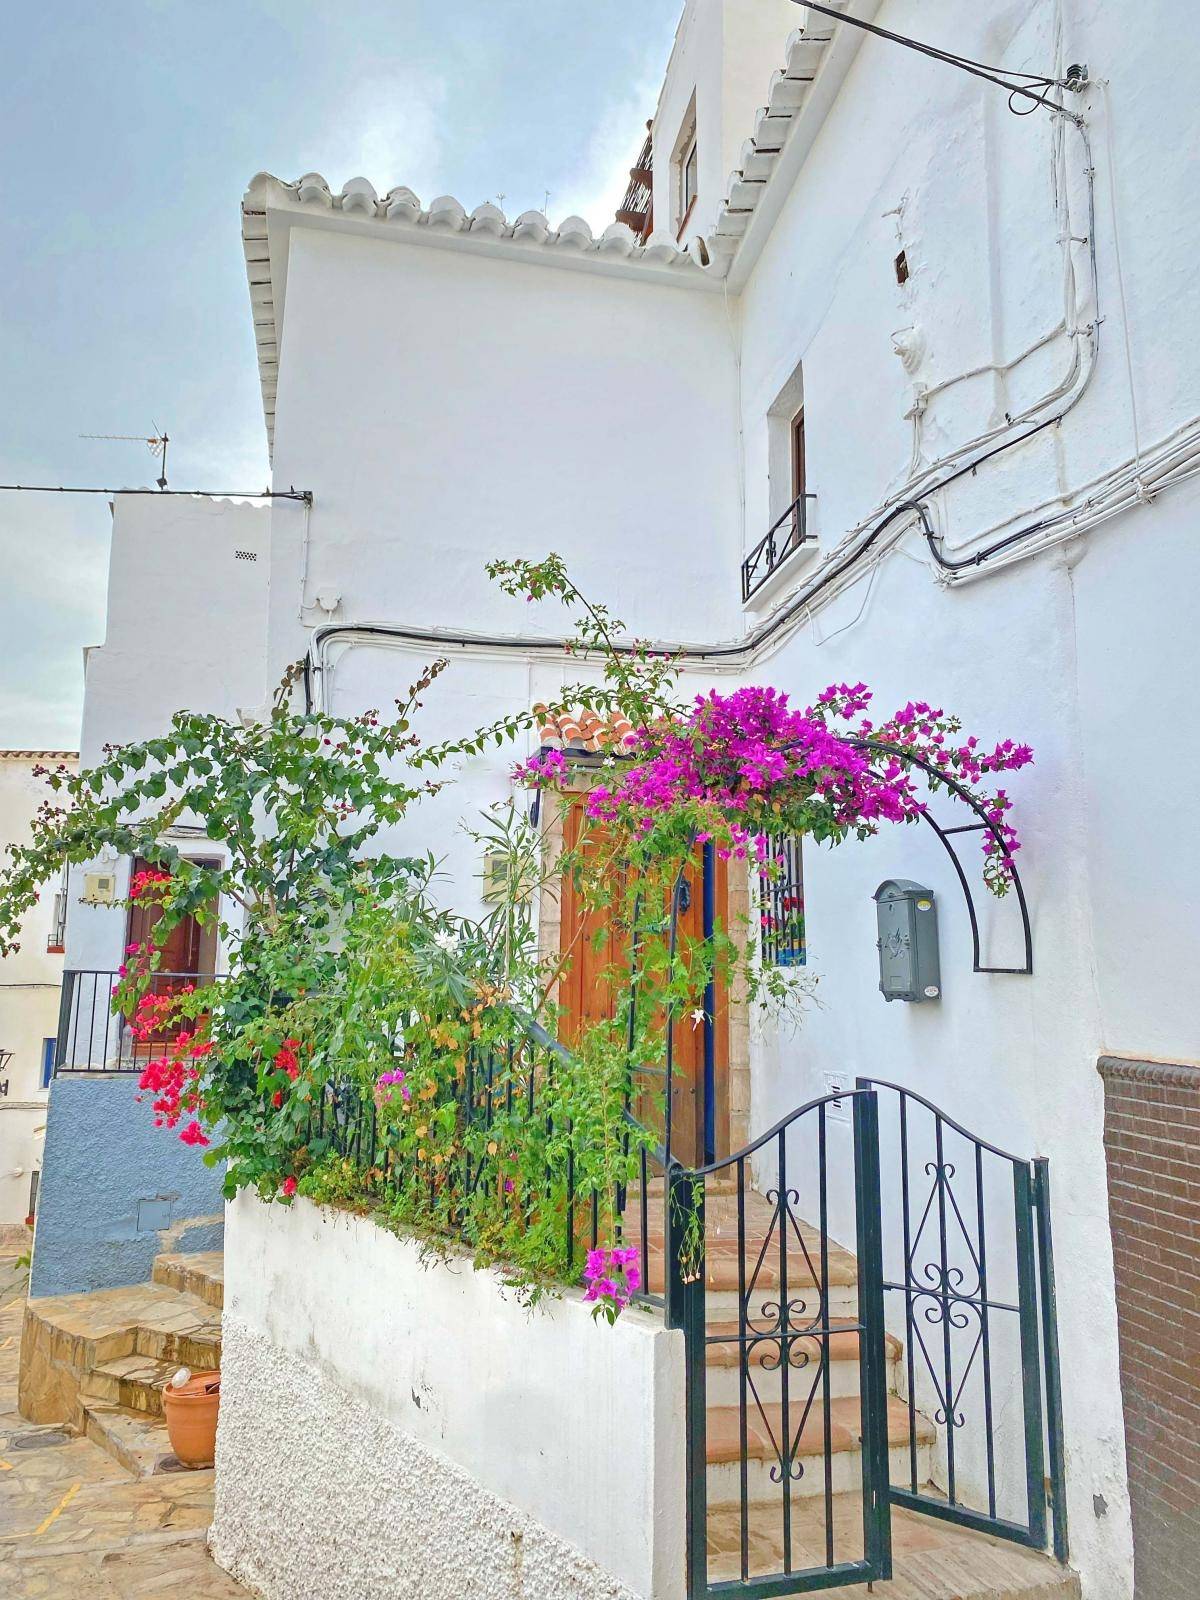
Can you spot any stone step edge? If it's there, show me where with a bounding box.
[82,1400,183,1478]
[706,1323,902,1367]
[150,1250,225,1310]
[706,1396,936,1467]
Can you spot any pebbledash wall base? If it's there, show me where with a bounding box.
[209,1192,686,1600]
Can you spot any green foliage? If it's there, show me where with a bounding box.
[0,557,838,1310]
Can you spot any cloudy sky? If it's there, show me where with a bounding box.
[0,0,680,749]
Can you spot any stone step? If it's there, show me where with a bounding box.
[82,1352,181,1416]
[82,1399,184,1477]
[707,1489,1082,1598]
[704,1322,901,1406]
[640,1241,858,1296]
[151,1250,225,1309]
[706,1394,935,1506]
[19,1275,221,1428]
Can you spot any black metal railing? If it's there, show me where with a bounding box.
[742,494,817,603]
[300,1013,671,1309]
[758,834,806,968]
[54,968,219,1074]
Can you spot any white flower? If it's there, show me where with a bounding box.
[433,928,460,954]
[689,1008,707,1029]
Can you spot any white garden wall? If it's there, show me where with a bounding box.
[211,1193,686,1600]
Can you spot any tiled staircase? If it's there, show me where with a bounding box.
[630,1182,933,1511]
[628,1182,1079,1600]
[18,1250,223,1476]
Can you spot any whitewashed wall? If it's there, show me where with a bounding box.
[724,3,1200,1597]
[264,221,744,907]
[0,754,76,1227]
[64,493,271,981]
[211,1192,685,1600]
[649,0,798,249]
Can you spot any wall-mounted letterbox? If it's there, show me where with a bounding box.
[873,880,941,1003]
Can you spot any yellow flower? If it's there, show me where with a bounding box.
[416,1124,428,1138]
[487,1140,498,1156]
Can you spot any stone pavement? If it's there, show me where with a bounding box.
[0,1262,249,1600]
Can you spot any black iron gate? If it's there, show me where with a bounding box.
[665,1085,1067,1599]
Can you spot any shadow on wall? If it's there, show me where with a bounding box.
[30,1075,224,1298]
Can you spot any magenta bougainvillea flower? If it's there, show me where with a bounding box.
[518,683,1031,894]
[583,1245,642,1321]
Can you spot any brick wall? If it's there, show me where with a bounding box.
[1099,1056,1200,1600]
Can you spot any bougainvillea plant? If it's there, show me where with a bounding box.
[0,554,1032,1320]
[0,661,455,1196]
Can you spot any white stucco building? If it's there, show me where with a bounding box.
[42,3,1200,1598]
[0,749,77,1235]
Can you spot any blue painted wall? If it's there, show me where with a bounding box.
[30,1074,224,1298]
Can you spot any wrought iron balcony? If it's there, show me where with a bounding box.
[741,492,817,603]
[53,968,220,1075]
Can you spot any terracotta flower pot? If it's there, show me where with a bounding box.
[162,1370,220,1468]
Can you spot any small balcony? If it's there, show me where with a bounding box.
[741,492,817,604]
[52,968,218,1075]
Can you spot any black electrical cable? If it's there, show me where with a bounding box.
[0,484,312,502]
[793,1,1073,118]
[303,407,1074,681]
[299,4,1093,681]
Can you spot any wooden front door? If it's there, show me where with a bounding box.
[125,856,219,1061]
[126,856,219,978]
[556,799,729,1166]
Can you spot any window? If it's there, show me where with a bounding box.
[682,134,698,216]
[42,1037,56,1088]
[759,835,806,967]
[791,407,806,503]
[673,96,699,236]
[46,862,68,952]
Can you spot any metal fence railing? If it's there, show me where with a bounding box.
[54,969,218,1075]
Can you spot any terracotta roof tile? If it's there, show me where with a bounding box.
[533,705,637,754]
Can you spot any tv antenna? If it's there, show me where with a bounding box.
[79,425,169,489]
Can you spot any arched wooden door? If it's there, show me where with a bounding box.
[556,798,729,1165]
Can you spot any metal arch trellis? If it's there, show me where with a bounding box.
[847,737,1034,977]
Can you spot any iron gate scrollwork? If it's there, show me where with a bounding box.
[666,1082,1067,1599]
[859,1078,1067,1558]
[667,1089,892,1600]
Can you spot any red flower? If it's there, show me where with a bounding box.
[179,1119,209,1147]
[281,1176,297,1198]
[272,1089,283,1109]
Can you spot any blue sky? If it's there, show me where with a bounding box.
[0,0,679,748]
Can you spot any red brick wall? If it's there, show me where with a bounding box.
[1099,1056,1200,1600]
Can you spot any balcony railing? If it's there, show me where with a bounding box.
[741,491,817,602]
[53,968,219,1075]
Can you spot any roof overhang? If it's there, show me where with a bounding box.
[242,175,719,460]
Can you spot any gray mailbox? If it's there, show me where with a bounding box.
[873,879,941,1003]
